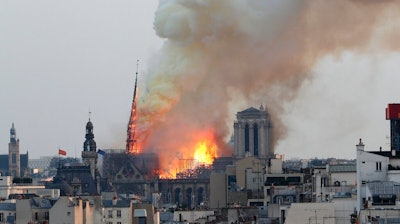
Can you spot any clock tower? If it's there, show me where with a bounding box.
[82,119,98,180]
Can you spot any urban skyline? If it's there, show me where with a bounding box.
[1,1,400,160]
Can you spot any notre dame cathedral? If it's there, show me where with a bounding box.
[233,104,273,159]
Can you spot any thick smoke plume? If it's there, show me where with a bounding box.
[136,0,400,176]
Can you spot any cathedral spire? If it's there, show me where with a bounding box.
[126,60,139,154]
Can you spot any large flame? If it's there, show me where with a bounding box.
[153,129,220,178]
[193,139,217,165]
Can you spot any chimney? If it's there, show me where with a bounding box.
[112,196,118,206]
[356,139,365,151]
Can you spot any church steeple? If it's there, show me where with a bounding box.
[10,123,17,143]
[82,117,98,180]
[83,118,96,152]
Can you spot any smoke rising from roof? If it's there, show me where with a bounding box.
[136,0,400,170]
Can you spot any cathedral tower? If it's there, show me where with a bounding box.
[8,123,20,177]
[81,119,98,179]
[233,105,273,159]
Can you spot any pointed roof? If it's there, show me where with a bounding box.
[84,119,96,152]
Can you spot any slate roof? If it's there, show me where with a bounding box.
[330,164,356,173]
[367,181,400,195]
[47,164,98,196]
[369,151,400,158]
[0,153,29,176]
[0,155,8,171]
[0,203,16,211]
[31,197,53,209]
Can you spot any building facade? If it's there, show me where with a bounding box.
[46,119,108,196]
[233,105,273,159]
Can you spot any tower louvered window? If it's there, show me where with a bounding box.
[254,124,258,156]
[245,124,249,152]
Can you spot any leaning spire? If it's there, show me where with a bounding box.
[126,60,139,154]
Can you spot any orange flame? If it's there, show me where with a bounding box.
[193,140,217,165]
[154,130,219,179]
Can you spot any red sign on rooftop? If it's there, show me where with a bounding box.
[386,104,400,120]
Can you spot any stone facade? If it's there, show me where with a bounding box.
[8,123,20,177]
[233,105,273,159]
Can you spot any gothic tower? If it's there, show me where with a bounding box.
[8,123,20,177]
[233,105,273,159]
[81,119,98,179]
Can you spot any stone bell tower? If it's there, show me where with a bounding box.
[9,123,21,177]
[233,105,273,159]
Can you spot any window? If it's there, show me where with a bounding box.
[253,124,258,156]
[244,124,249,152]
[35,212,38,220]
[117,210,121,218]
[12,154,16,164]
[376,162,382,171]
[45,212,49,220]
[138,217,147,224]
[0,213,3,222]
[108,210,113,218]
[117,222,122,224]
[320,177,328,187]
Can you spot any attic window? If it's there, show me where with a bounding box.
[376,162,382,171]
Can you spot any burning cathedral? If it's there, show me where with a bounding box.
[98,67,274,208]
[44,65,274,208]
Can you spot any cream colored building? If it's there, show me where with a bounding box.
[285,202,335,224]
[235,157,265,191]
[49,196,104,224]
[0,202,15,223]
[209,172,227,208]
[102,197,132,224]
[0,175,60,199]
[132,203,159,224]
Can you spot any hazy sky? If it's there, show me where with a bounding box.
[0,1,162,158]
[1,1,399,160]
